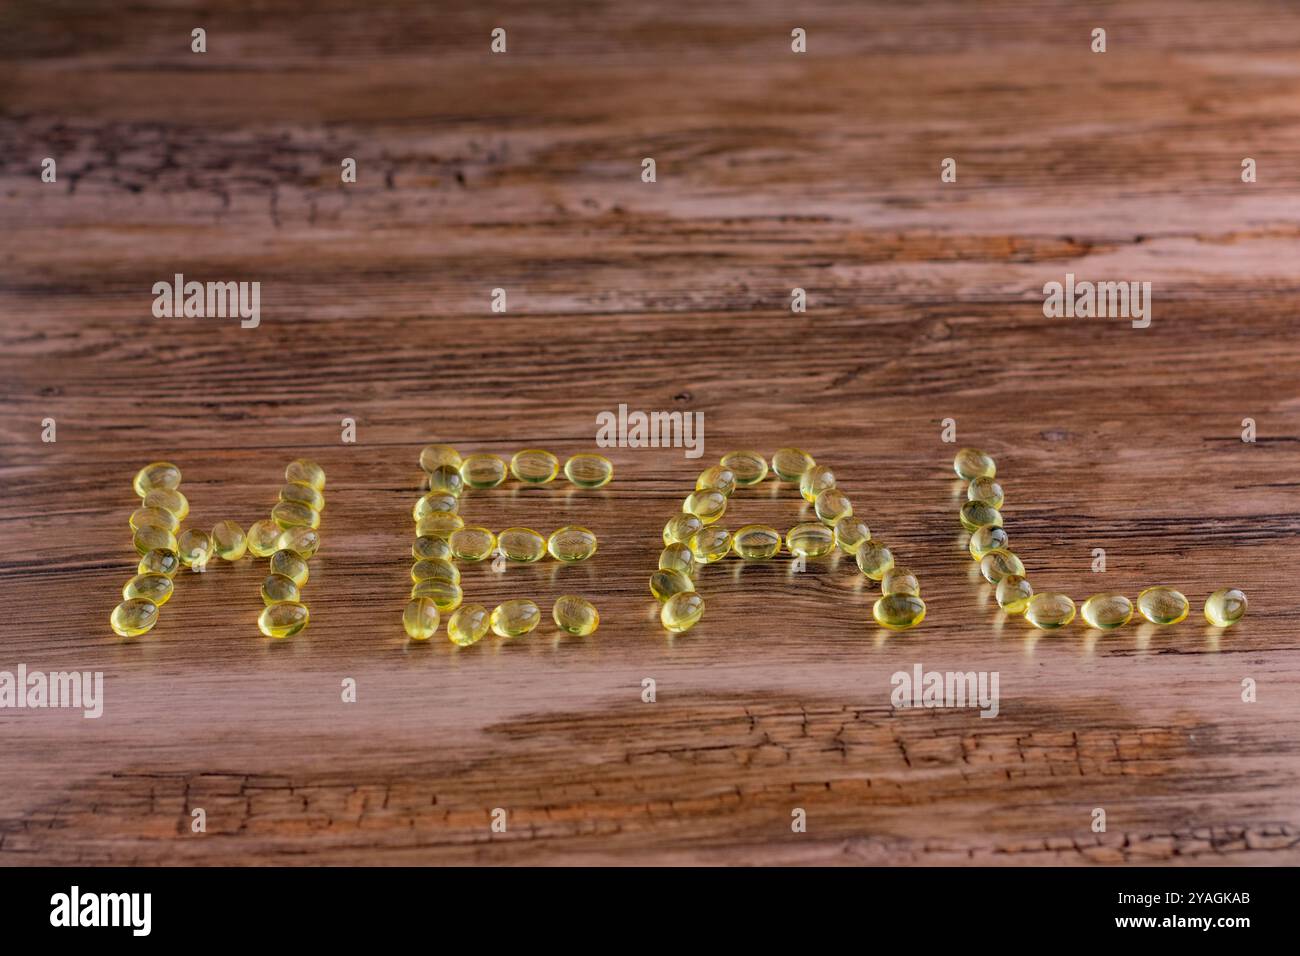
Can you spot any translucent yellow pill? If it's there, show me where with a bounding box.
[732,524,781,560]
[426,465,464,498]
[553,595,599,636]
[142,488,188,521]
[276,526,321,559]
[490,599,541,638]
[855,539,894,581]
[133,526,177,557]
[258,601,310,639]
[995,575,1034,615]
[696,465,736,497]
[659,543,695,576]
[403,597,440,641]
[450,527,496,562]
[979,549,1024,584]
[881,566,920,597]
[415,510,465,540]
[548,525,597,562]
[285,459,326,491]
[123,572,173,606]
[1081,593,1133,630]
[459,453,507,489]
[497,527,546,562]
[247,519,283,557]
[410,578,463,612]
[663,514,704,546]
[799,465,836,503]
[650,568,695,602]
[719,450,767,486]
[966,476,1004,509]
[1204,588,1248,628]
[412,534,452,561]
[968,525,1009,560]
[510,449,559,484]
[130,506,179,534]
[683,489,727,525]
[660,591,705,633]
[176,529,213,568]
[280,481,325,513]
[564,453,613,489]
[411,557,460,584]
[1137,586,1189,625]
[814,488,853,526]
[873,594,927,630]
[687,527,732,564]
[953,448,995,481]
[138,548,181,578]
[261,573,300,605]
[419,444,462,474]
[132,461,181,498]
[265,549,307,586]
[833,517,871,554]
[412,492,459,522]
[211,519,247,561]
[959,500,1002,533]
[271,500,320,531]
[772,447,816,482]
[786,521,835,558]
[110,598,158,637]
[447,604,489,646]
[1024,592,1076,630]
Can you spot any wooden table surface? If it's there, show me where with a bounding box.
[2,0,1299,865]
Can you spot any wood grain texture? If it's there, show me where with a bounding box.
[1,0,1299,865]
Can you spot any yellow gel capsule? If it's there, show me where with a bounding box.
[696,465,737,498]
[132,461,182,498]
[130,506,179,534]
[1137,586,1189,625]
[426,465,464,498]
[732,524,781,560]
[959,500,1002,533]
[246,519,283,557]
[553,595,599,636]
[284,459,326,491]
[548,525,598,562]
[564,453,614,489]
[123,572,173,606]
[498,527,546,562]
[176,529,213,568]
[687,527,732,564]
[663,514,704,546]
[133,526,177,556]
[995,575,1034,615]
[447,604,489,646]
[953,448,996,481]
[833,517,871,554]
[979,549,1024,584]
[510,449,560,484]
[873,594,926,630]
[138,548,181,578]
[786,521,835,558]
[799,465,836,503]
[413,491,459,522]
[110,598,158,637]
[659,543,695,576]
[814,488,853,526]
[1024,592,1076,630]
[410,578,463,612]
[270,549,310,586]
[261,573,300,605]
[683,489,727,525]
[459,453,507,489]
[276,526,320,559]
[449,527,496,562]
[280,481,325,513]
[855,539,894,581]
[661,591,705,633]
[1081,593,1134,630]
[211,519,247,561]
[490,599,542,638]
[966,476,1004,509]
[258,601,309,639]
[719,450,767,486]
[413,535,452,561]
[419,443,462,473]
[271,500,320,531]
[650,568,694,602]
[414,510,465,540]
[411,557,459,584]
[881,566,921,597]
[968,525,1009,560]
[772,447,816,482]
[1204,588,1247,628]
[142,488,189,520]
[403,597,440,641]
